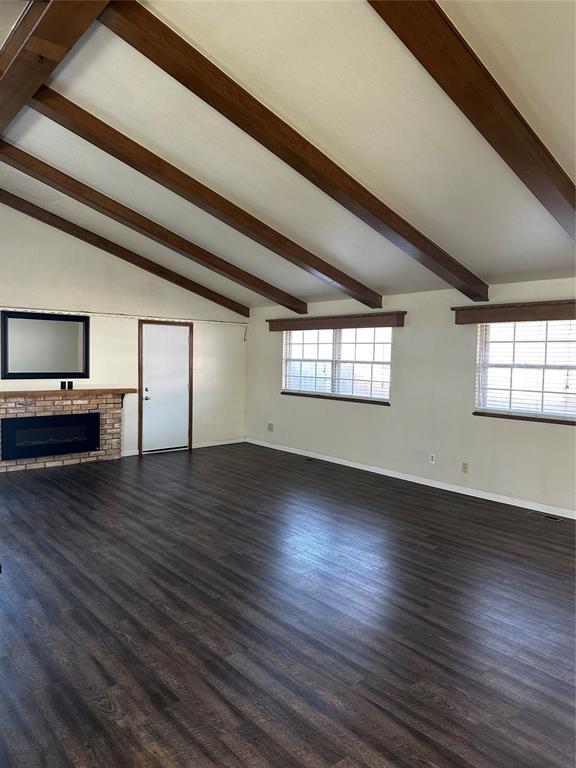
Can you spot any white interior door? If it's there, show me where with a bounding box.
[141,323,191,452]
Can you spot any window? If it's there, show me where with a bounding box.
[282,326,392,402]
[475,320,576,419]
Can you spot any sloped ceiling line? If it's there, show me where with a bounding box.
[98,0,489,302]
[0,187,251,316]
[23,96,383,309]
[368,0,575,240]
[0,1,47,76]
[0,0,109,133]
[0,140,307,314]
[0,1,251,317]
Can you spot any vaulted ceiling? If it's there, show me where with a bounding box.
[0,0,574,318]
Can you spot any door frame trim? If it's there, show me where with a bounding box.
[138,319,193,455]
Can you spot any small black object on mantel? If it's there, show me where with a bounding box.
[67,381,74,390]
[60,381,66,390]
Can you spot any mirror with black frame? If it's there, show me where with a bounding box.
[1,311,90,380]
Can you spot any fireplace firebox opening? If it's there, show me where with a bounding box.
[1,412,100,460]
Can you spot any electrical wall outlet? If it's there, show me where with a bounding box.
[428,453,436,465]
[461,462,469,474]
[267,422,274,432]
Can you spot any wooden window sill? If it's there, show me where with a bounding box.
[473,410,575,426]
[281,391,390,406]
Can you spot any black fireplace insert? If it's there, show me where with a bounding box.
[1,413,100,460]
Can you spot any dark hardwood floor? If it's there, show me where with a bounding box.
[0,443,573,767]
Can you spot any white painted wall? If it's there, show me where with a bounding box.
[0,205,247,454]
[193,322,246,446]
[1,203,574,514]
[245,278,576,514]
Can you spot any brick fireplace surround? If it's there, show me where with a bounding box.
[0,389,136,473]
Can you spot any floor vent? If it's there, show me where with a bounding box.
[527,511,562,522]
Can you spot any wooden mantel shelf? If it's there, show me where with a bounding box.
[0,388,137,398]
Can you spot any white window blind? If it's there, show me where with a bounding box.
[475,320,576,418]
[283,327,392,401]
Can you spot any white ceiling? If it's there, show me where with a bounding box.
[0,1,23,43]
[0,0,574,313]
[439,0,576,182]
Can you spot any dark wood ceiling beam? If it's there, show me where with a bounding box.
[98,0,489,302]
[0,187,250,317]
[0,1,48,75]
[0,141,307,315]
[24,101,382,312]
[0,0,109,133]
[368,0,576,240]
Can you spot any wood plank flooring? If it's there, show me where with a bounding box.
[0,443,573,767]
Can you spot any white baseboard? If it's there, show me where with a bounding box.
[122,439,244,457]
[193,438,245,449]
[245,438,575,520]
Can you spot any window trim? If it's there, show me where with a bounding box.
[282,326,393,403]
[281,391,390,406]
[268,311,406,332]
[474,320,575,422]
[473,410,575,426]
[452,299,575,325]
